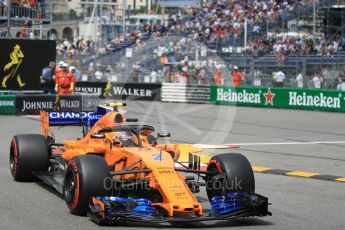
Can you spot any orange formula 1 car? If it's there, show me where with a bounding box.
[9,103,270,225]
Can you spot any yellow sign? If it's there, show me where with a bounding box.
[103,81,112,98]
[1,44,26,88]
[54,95,60,111]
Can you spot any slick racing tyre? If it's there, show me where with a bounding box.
[10,134,49,181]
[64,155,112,215]
[205,153,255,201]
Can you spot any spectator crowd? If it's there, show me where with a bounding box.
[53,0,345,89]
[246,36,343,65]
[1,0,46,18]
[166,0,315,45]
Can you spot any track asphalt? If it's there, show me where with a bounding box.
[0,101,344,229]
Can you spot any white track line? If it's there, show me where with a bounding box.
[226,141,345,146]
[194,141,345,148]
[230,141,345,146]
[23,115,40,119]
[193,144,239,149]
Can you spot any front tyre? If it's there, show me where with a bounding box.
[10,134,49,181]
[205,153,255,201]
[64,155,112,215]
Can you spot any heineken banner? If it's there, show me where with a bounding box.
[0,94,16,115]
[210,86,345,112]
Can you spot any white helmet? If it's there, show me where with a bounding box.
[69,66,76,71]
[62,63,69,68]
[58,61,64,67]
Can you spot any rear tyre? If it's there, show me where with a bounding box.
[64,155,112,215]
[205,153,255,201]
[10,134,49,181]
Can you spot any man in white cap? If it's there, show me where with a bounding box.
[273,69,285,87]
[213,65,222,86]
[296,69,304,88]
[231,66,244,86]
[312,71,323,89]
[58,61,64,67]
[55,63,76,94]
[150,70,157,83]
[69,66,81,81]
[55,61,65,77]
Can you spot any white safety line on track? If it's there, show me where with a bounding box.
[193,144,238,149]
[23,115,40,118]
[231,141,345,146]
[194,141,345,149]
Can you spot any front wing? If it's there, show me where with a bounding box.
[88,192,271,225]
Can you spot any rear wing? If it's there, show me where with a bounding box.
[46,111,103,126]
[40,102,126,137]
[40,110,105,139]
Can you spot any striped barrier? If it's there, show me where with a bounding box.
[161,83,210,103]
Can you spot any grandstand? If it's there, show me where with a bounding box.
[0,0,52,38]
[54,0,345,88]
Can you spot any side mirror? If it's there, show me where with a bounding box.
[91,133,105,139]
[157,133,170,138]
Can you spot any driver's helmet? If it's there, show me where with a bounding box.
[113,134,123,147]
[113,131,136,147]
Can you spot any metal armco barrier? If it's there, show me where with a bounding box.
[161,83,210,103]
[0,94,16,115]
[211,86,345,112]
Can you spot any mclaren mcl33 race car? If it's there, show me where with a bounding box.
[9,102,271,225]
